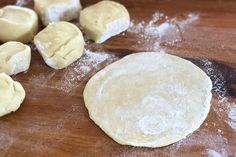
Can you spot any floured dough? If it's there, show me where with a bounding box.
[34,21,84,69]
[0,73,25,117]
[0,5,38,43]
[84,52,212,147]
[80,0,130,43]
[34,0,82,26]
[0,41,31,75]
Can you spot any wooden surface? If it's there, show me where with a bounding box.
[1,0,236,156]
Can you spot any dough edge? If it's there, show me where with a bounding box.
[0,73,25,117]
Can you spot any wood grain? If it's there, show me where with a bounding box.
[0,0,236,157]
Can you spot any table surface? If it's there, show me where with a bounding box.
[0,0,236,157]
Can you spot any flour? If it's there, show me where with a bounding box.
[227,104,236,132]
[207,149,226,157]
[199,59,227,98]
[178,14,199,27]
[25,47,118,93]
[198,59,236,133]
[128,12,165,37]
[0,132,15,150]
[15,0,30,6]
[4,5,234,155]
[54,48,118,92]
[128,12,199,51]
[138,116,165,135]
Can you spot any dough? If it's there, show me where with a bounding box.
[80,0,130,43]
[34,21,84,69]
[34,0,82,26]
[83,52,212,147]
[0,41,31,75]
[0,73,25,117]
[0,5,38,43]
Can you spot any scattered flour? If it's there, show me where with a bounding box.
[15,0,30,6]
[199,59,227,98]
[0,132,15,150]
[157,57,235,156]
[2,7,234,156]
[26,47,118,93]
[207,149,227,157]
[54,48,118,92]
[199,59,236,133]
[128,12,199,51]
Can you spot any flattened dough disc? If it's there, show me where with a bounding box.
[83,52,212,147]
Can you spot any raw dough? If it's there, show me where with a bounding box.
[34,0,82,26]
[0,73,25,117]
[0,5,38,43]
[0,41,31,75]
[34,21,84,69]
[80,0,130,43]
[83,52,212,147]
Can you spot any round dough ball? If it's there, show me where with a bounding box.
[34,21,84,69]
[0,73,25,117]
[0,41,31,75]
[34,0,82,26]
[80,0,130,43]
[84,52,212,147]
[0,5,38,43]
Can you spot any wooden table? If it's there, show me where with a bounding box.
[0,0,236,156]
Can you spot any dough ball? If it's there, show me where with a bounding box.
[34,0,82,26]
[84,52,212,147]
[0,5,38,43]
[34,21,84,69]
[80,0,130,43]
[0,73,25,117]
[0,41,31,75]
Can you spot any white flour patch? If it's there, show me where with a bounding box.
[128,12,199,51]
[55,49,118,92]
[129,12,165,38]
[207,149,227,157]
[178,14,199,27]
[138,116,165,135]
[227,104,236,132]
[15,0,30,6]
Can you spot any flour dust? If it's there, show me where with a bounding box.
[54,49,118,92]
[15,0,30,6]
[128,12,199,51]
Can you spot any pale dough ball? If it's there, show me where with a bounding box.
[34,21,84,69]
[0,41,31,75]
[80,0,130,43]
[0,5,38,43]
[34,0,82,26]
[0,73,25,117]
[84,52,212,147]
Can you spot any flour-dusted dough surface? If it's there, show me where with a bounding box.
[0,41,31,75]
[34,0,82,26]
[80,0,130,43]
[0,73,25,117]
[0,5,38,43]
[34,21,84,69]
[84,52,212,147]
